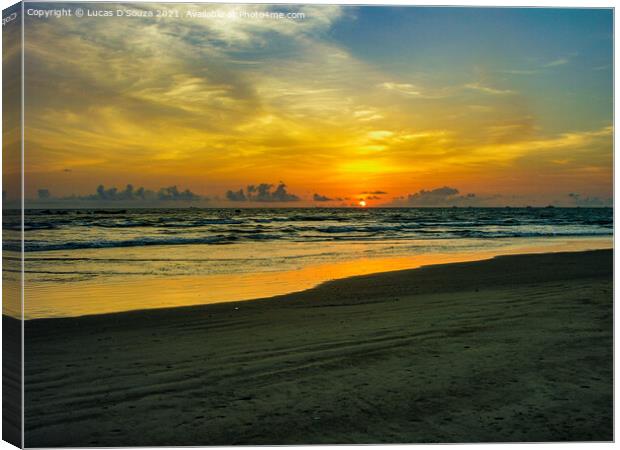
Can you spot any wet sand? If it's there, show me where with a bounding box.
[23,249,613,446]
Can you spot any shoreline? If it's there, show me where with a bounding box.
[24,249,613,445]
[22,237,613,319]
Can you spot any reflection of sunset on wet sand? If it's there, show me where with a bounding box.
[24,236,611,318]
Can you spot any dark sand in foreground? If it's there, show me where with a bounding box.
[24,249,613,446]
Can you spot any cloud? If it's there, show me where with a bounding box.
[500,69,539,75]
[464,82,515,95]
[226,189,247,202]
[380,81,455,100]
[157,186,200,201]
[368,130,394,140]
[500,57,572,79]
[544,57,570,68]
[568,193,612,207]
[22,5,349,175]
[37,189,51,199]
[313,193,344,202]
[313,193,331,202]
[474,125,611,164]
[394,186,482,207]
[62,184,201,202]
[379,82,421,96]
[249,183,300,202]
[227,182,300,202]
[361,190,387,195]
[593,65,611,71]
[353,109,383,122]
[408,186,458,202]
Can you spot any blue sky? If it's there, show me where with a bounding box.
[331,7,612,133]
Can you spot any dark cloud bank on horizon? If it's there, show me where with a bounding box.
[392,186,481,206]
[568,193,612,207]
[38,184,201,203]
[393,187,612,207]
[226,183,300,202]
[31,183,612,207]
[313,193,345,202]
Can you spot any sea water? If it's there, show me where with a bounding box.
[4,207,612,318]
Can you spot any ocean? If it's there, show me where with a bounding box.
[4,207,613,318]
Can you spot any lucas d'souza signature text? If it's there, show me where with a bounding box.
[25,7,306,20]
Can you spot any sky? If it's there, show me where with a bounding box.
[18,3,613,207]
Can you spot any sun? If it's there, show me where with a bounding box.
[359,200,367,207]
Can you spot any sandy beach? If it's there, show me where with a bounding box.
[23,249,612,446]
